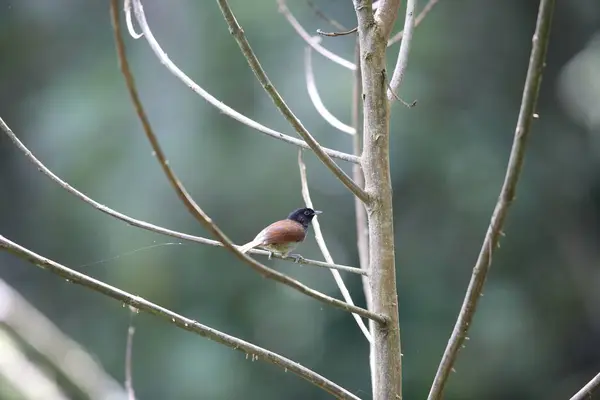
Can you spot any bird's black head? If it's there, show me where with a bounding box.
[287,207,322,228]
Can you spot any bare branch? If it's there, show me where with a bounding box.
[123,0,142,39]
[215,0,370,203]
[306,0,348,32]
[317,27,358,38]
[298,150,374,343]
[374,0,400,39]
[388,0,440,47]
[351,41,372,310]
[427,1,556,398]
[304,47,356,135]
[570,372,600,400]
[354,0,403,398]
[111,0,383,323]
[387,0,416,101]
[125,308,137,400]
[0,279,127,399]
[0,118,362,277]
[277,0,356,70]
[0,235,361,400]
[0,119,379,323]
[124,0,358,164]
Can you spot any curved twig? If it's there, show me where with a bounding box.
[214,0,369,203]
[124,0,358,164]
[0,235,360,400]
[123,0,142,39]
[427,0,556,398]
[304,47,355,135]
[277,0,356,70]
[298,150,372,342]
[387,0,416,100]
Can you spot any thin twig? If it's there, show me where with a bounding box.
[387,0,416,101]
[124,0,358,164]
[317,27,358,38]
[570,372,600,400]
[125,307,137,400]
[0,118,363,277]
[215,0,370,204]
[111,0,382,323]
[0,235,360,400]
[427,1,556,398]
[277,0,356,70]
[388,0,440,47]
[304,47,355,135]
[387,82,417,108]
[123,0,142,39]
[306,0,348,32]
[298,150,375,342]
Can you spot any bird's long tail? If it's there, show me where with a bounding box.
[237,239,263,254]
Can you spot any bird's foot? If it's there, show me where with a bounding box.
[289,254,304,263]
[268,252,273,260]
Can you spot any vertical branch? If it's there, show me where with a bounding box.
[125,307,137,400]
[352,40,371,310]
[354,1,403,399]
[427,0,556,398]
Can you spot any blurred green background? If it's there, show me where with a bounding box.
[1,0,600,399]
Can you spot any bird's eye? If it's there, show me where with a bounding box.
[304,210,311,216]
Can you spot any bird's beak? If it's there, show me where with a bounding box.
[314,210,323,215]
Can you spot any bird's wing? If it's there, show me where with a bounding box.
[259,220,306,245]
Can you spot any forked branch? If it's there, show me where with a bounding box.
[427,0,556,398]
[126,0,358,164]
[215,0,370,204]
[277,0,356,70]
[0,235,360,400]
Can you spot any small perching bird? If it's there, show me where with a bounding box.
[238,207,321,260]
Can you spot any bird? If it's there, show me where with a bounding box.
[238,207,322,260]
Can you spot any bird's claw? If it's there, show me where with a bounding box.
[290,254,304,263]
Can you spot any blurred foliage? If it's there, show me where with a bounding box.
[1,0,600,399]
